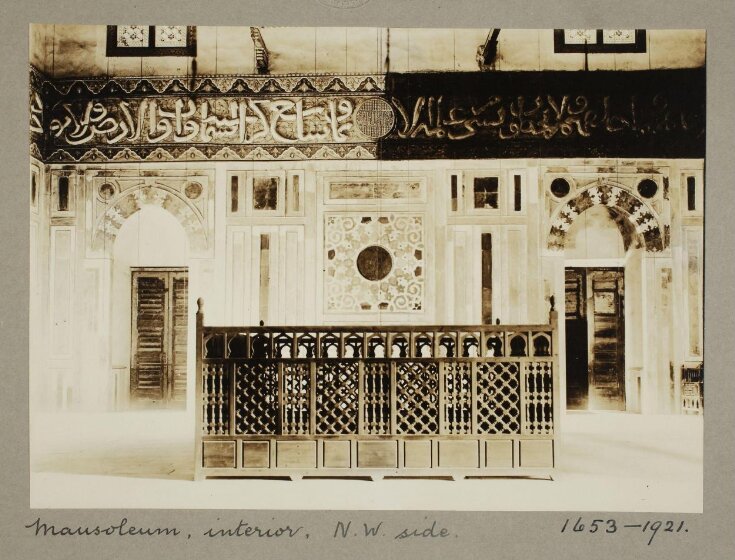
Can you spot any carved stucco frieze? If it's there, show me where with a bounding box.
[34,70,387,162]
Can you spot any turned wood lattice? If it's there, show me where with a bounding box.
[234,362,278,435]
[282,364,310,434]
[476,362,521,434]
[200,322,555,438]
[442,362,472,434]
[196,299,559,477]
[202,364,229,435]
[396,362,439,434]
[524,362,554,434]
[316,362,359,434]
[363,362,391,434]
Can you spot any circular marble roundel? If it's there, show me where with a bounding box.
[185,181,203,199]
[99,183,116,201]
[354,98,396,139]
[637,178,658,199]
[356,245,393,282]
[550,177,571,199]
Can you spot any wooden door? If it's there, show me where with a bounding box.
[564,267,625,411]
[586,269,625,410]
[131,268,188,407]
[564,268,589,409]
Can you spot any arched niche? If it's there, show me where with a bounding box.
[109,205,191,401]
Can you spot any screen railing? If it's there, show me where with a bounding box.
[195,298,559,479]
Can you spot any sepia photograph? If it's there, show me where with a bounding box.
[28,24,705,511]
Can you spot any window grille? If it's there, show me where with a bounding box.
[106,25,196,57]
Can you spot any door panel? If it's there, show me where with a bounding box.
[565,267,625,411]
[170,274,189,403]
[587,269,625,410]
[131,275,167,402]
[564,268,588,409]
[131,269,188,407]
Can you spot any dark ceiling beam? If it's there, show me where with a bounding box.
[477,29,501,70]
[250,27,270,74]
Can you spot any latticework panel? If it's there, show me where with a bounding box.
[202,363,229,435]
[316,362,358,434]
[476,362,520,434]
[396,362,439,434]
[523,361,554,434]
[282,363,311,434]
[443,362,472,434]
[234,362,279,435]
[363,361,390,434]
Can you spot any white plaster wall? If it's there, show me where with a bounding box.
[29,158,50,410]
[29,24,54,74]
[624,248,644,412]
[30,25,705,78]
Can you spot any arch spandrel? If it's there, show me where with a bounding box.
[91,185,208,254]
[547,181,667,253]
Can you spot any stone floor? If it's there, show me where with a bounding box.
[30,410,703,511]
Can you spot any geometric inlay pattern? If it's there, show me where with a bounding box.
[45,73,385,98]
[46,143,378,163]
[92,185,208,252]
[316,362,359,434]
[548,182,666,252]
[476,362,521,434]
[443,362,472,434]
[523,361,554,434]
[234,362,279,435]
[117,25,149,48]
[156,26,187,47]
[603,29,636,44]
[354,98,395,139]
[564,29,596,44]
[396,362,439,434]
[324,213,425,312]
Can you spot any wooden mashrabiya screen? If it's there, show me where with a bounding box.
[195,298,559,479]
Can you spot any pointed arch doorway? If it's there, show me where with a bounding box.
[548,180,667,412]
[562,200,631,411]
[112,205,192,409]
